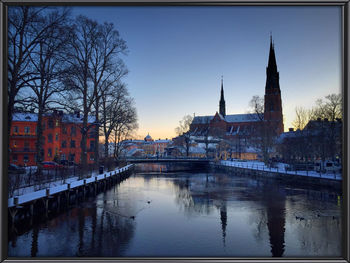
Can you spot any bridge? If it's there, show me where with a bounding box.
[125,157,212,164]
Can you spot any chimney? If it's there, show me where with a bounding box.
[324,118,328,122]
[289,128,294,132]
[317,118,321,121]
[336,118,342,123]
[75,110,80,118]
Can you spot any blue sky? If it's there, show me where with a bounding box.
[72,6,341,139]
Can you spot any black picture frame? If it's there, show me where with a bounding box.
[0,1,349,262]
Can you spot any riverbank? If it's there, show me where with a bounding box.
[8,164,134,225]
[214,160,342,190]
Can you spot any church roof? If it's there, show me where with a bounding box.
[225,113,260,123]
[192,113,260,125]
[192,115,214,124]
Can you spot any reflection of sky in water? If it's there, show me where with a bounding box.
[8,169,341,257]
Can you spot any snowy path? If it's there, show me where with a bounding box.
[219,160,342,181]
[8,165,133,208]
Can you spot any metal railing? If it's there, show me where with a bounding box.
[219,160,341,180]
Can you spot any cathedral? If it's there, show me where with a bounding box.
[189,37,284,159]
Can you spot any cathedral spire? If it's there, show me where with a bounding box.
[267,34,278,74]
[219,76,226,117]
[264,35,284,135]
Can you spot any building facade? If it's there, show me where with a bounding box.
[118,134,172,158]
[9,111,97,166]
[188,37,284,160]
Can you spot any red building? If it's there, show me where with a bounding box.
[9,111,97,166]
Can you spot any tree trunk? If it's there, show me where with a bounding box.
[94,100,99,166]
[35,104,44,178]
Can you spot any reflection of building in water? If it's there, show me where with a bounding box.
[265,188,286,257]
[220,201,227,247]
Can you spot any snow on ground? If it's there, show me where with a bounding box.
[8,165,133,208]
[219,160,342,181]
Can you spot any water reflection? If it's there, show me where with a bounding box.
[8,166,341,257]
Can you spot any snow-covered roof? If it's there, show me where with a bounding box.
[216,112,225,120]
[61,114,96,124]
[126,148,144,157]
[225,113,260,123]
[192,113,260,125]
[12,112,96,124]
[154,139,171,143]
[192,116,214,124]
[189,146,206,154]
[12,113,38,122]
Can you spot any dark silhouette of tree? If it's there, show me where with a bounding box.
[175,115,193,157]
[61,16,103,172]
[20,8,72,176]
[8,6,70,153]
[249,95,276,164]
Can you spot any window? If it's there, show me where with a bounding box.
[13,154,17,162]
[90,140,95,150]
[90,154,95,161]
[48,134,53,143]
[13,126,18,133]
[24,126,30,134]
[71,126,76,136]
[13,141,17,147]
[24,141,30,151]
[48,119,54,129]
[88,131,96,138]
[62,140,67,148]
[24,155,29,163]
[70,140,76,148]
[48,148,52,157]
[61,154,66,160]
[62,126,67,134]
[69,153,75,162]
[55,133,59,141]
[55,120,59,127]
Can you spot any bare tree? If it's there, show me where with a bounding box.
[101,83,135,159]
[249,95,275,164]
[175,115,193,157]
[292,106,312,130]
[19,9,71,176]
[111,98,138,160]
[90,22,128,164]
[7,6,70,149]
[62,16,100,172]
[311,93,342,121]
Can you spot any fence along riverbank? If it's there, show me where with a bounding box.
[8,164,134,225]
[214,161,342,190]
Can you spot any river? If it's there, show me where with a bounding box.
[8,163,342,257]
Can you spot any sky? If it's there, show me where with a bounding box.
[72,6,342,140]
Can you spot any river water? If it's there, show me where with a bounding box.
[8,164,342,257]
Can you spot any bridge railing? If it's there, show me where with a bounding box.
[124,157,213,161]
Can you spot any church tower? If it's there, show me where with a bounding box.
[264,36,284,135]
[219,76,226,117]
